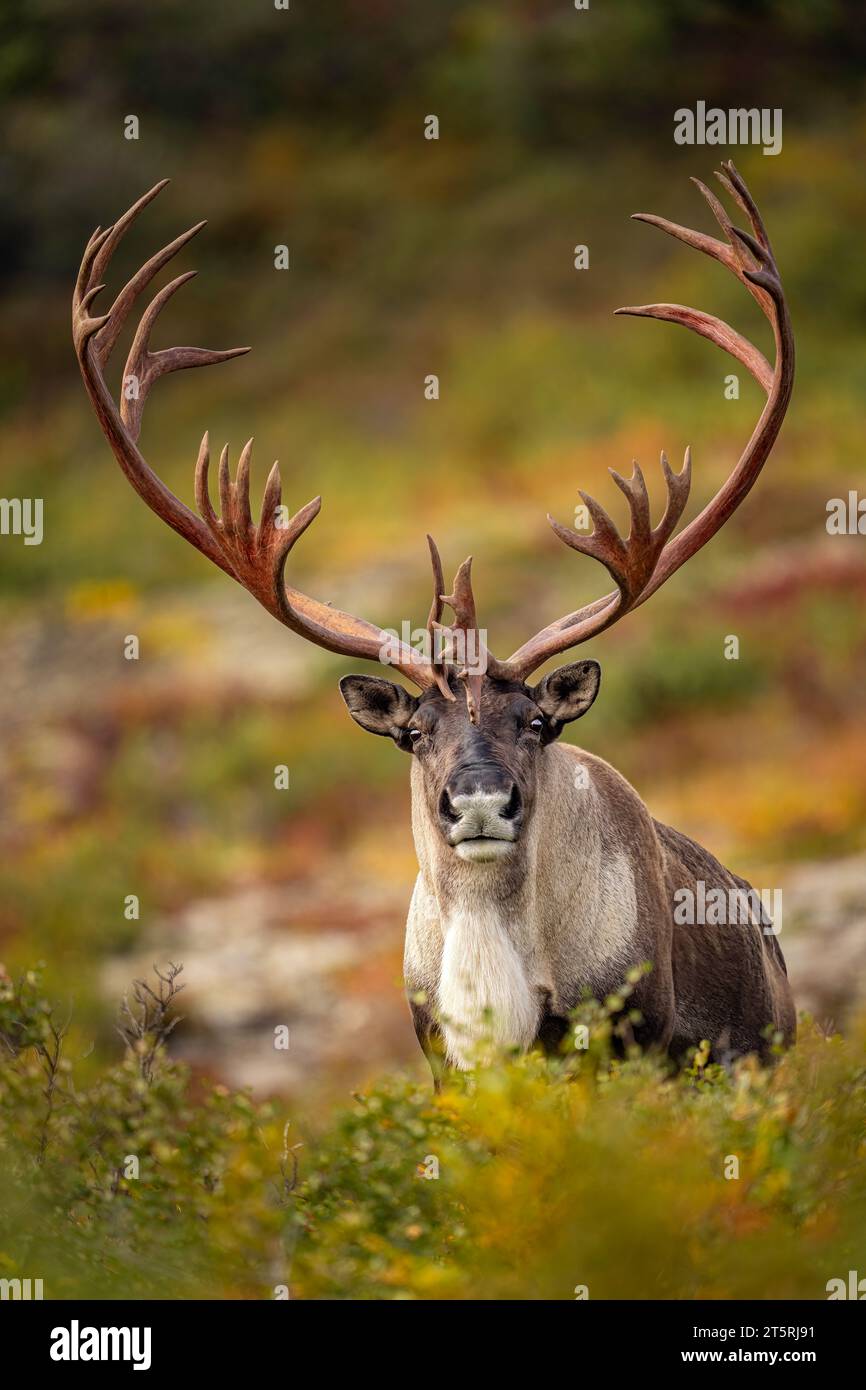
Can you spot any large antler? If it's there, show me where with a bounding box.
[74,165,794,714]
[72,181,438,691]
[502,160,794,681]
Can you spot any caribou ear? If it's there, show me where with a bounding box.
[532,660,601,736]
[339,675,419,742]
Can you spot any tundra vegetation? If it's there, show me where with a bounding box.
[1,966,865,1300]
[1,2,866,1299]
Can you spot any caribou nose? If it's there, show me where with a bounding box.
[439,778,523,844]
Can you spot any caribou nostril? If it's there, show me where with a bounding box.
[439,788,460,823]
[501,784,522,820]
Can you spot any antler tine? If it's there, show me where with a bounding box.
[628,209,732,272]
[441,556,484,723]
[690,176,737,245]
[549,496,626,596]
[656,447,692,544]
[548,450,691,615]
[258,458,291,546]
[89,180,170,287]
[442,555,477,632]
[614,302,773,393]
[503,163,793,681]
[234,439,254,533]
[121,271,250,442]
[426,535,445,635]
[426,536,456,701]
[610,461,652,549]
[435,553,511,721]
[193,432,219,530]
[218,444,232,524]
[715,161,771,250]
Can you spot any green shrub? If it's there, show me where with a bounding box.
[290,980,866,1300]
[0,966,289,1299]
[2,965,864,1300]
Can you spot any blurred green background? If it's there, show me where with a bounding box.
[1,0,866,1104]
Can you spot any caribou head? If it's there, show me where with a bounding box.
[341,658,603,865]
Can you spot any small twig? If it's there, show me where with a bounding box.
[116,962,185,1083]
[271,1121,303,1207]
[36,1012,69,1165]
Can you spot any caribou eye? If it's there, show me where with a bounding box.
[408,728,423,743]
[530,717,544,732]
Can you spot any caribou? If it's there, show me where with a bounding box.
[73,162,796,1077]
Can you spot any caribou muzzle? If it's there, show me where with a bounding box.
[439,764,523,861]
